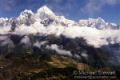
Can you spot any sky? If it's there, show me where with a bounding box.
[0,0,120,24]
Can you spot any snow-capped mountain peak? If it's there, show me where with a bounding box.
[79,17,119,29]
[0,5,119,30]
[20,9,34,16]
[18,9,34,22]
[0,17,8,22]
[96,17,105,23]
[36,5,55,17]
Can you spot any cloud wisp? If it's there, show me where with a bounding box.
[81,0,120,16]
[0,0,16,12]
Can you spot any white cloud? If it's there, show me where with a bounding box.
[81,52,88,59]
[81,0,120,16]
[21,36,30,44]
[33,41,41,48]
[0,0,15,11]
[46,44,72,56]
[106,0,120,5]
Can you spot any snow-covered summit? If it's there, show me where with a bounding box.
[37,5,55,16]
[0,18,8,26]
[20,9,34,16]
[79,17,119,29]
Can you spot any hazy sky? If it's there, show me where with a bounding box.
[0,0,120,23]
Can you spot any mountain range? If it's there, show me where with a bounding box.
[0,5,120,70]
